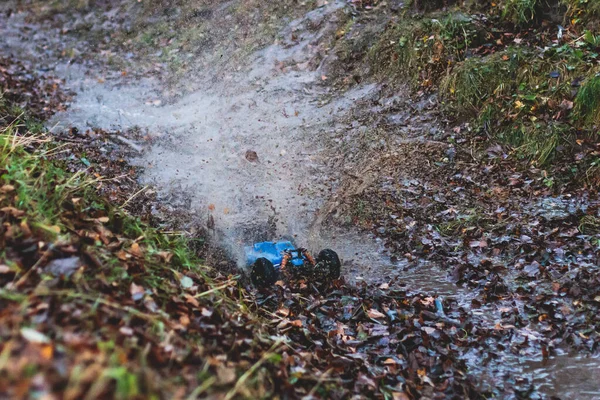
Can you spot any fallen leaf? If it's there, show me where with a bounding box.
[129,242,143,257]
[1,206,25,217]
[21,328,50,344]
[185,294,199,307]
[217,365,237,384]
[291,319,303,327]
[276,307,290,317]
[245,150,259,163]
[130,282,145,301]
[367,309,386,319]
[119,327,134,336]
[40,344,54,360]
[0,184,15,193]
[180,314,190,326]
[45,257,83,277]
[180,276,194,289]
[422,326,437,335]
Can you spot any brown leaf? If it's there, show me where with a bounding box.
[129,242,143,257]
[245,150,259,163]
[367,308,386,319]
[217,365,237,384]
[179,314,190,326]
[0,184,15,193]
[184,294,199,308]
[157,251,173,263]
[1,206,25,217]
[290,319,303,327]
[276,307,290,317]
[20,220,32,237]
[116,250,129,261]
[40,344,54,361]
[392,392,411,400]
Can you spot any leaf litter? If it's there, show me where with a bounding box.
[3,0,600,398]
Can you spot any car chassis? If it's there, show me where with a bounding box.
[245,241,341,287]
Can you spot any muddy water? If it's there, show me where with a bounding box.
[2,3,600,398]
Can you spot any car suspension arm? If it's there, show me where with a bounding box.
[280,252,292,270]
[299,248,316,266]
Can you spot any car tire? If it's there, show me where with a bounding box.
[250,257,278,287]
[315,249,341,280]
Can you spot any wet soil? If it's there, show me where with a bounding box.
[2,0,600,398]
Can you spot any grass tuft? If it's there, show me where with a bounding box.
[368,14,486,88]
[574,73,600,127]
[441,51,517,117]
[502,0,541,26]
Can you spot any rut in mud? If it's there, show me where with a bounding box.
[2,0,600,398]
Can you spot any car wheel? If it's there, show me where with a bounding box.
[315,249,341,280]
[250,257,278,287]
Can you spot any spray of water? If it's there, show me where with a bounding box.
[37,1,386,272]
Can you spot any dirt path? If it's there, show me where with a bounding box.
[2,1,600,398]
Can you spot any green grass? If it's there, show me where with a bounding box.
[352,0,600,168]
[368,13,486,88]
[579,214,600,234]
[0,120,209,291]
[575,73,600,127]
[501,0,541,25]
[440,42,599,165]
[441,51,516,117]
[563,0,600,27]
[501,122,571,165]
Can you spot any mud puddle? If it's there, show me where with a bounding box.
[2,2,599,398]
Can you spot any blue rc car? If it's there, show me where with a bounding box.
[245,241,341,287]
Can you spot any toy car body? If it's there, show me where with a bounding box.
[245,241,341,287]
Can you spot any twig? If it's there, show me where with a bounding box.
[224,340,283,400]
[29,289,163,323]
[110,134,144,153]
[14,245,56,288]
[186,376,217,400]
[305,368,333,399]
[120,185,149,209]
[193,281,234,298]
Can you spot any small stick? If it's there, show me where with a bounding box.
[120,185,149,209]
[224,340,283,400]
